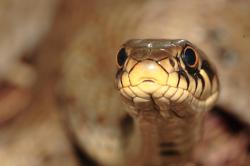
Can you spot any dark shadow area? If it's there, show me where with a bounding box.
[211,106,250,135]
[72,142,98,166]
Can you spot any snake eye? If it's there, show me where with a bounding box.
[182,46,199,69]
[117,48,128,67]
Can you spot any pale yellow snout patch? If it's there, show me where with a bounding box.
[129,60,168,91]
[137,82,161,94]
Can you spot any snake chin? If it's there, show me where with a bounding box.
[119,82,218,118]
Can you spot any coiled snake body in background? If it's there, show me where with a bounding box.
[115,39,219,165]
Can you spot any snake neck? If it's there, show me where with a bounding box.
[129,108,203,166]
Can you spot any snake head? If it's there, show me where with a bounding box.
[115,39,219,117]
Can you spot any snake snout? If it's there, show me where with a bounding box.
[127,60,168,94]
[129,60,168,86]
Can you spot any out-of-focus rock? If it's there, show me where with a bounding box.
[0,83,79,166]
[0,82,31,124]
[0,0,58,123]
[195,112,249,166]
[0,0,79,165]
[0,0,57,78]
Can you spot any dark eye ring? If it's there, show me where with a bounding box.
[117,48,128,67]
[182,46,199,69]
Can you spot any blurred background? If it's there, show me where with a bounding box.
[0,0,249,165]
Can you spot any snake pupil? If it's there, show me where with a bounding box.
[117,48,128,67]
[183,48,196,67]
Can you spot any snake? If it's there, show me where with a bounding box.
[115,39,219,165]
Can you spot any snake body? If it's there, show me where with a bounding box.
[115,39,219,165]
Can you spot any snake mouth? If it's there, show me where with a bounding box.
[143,80,155,83]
